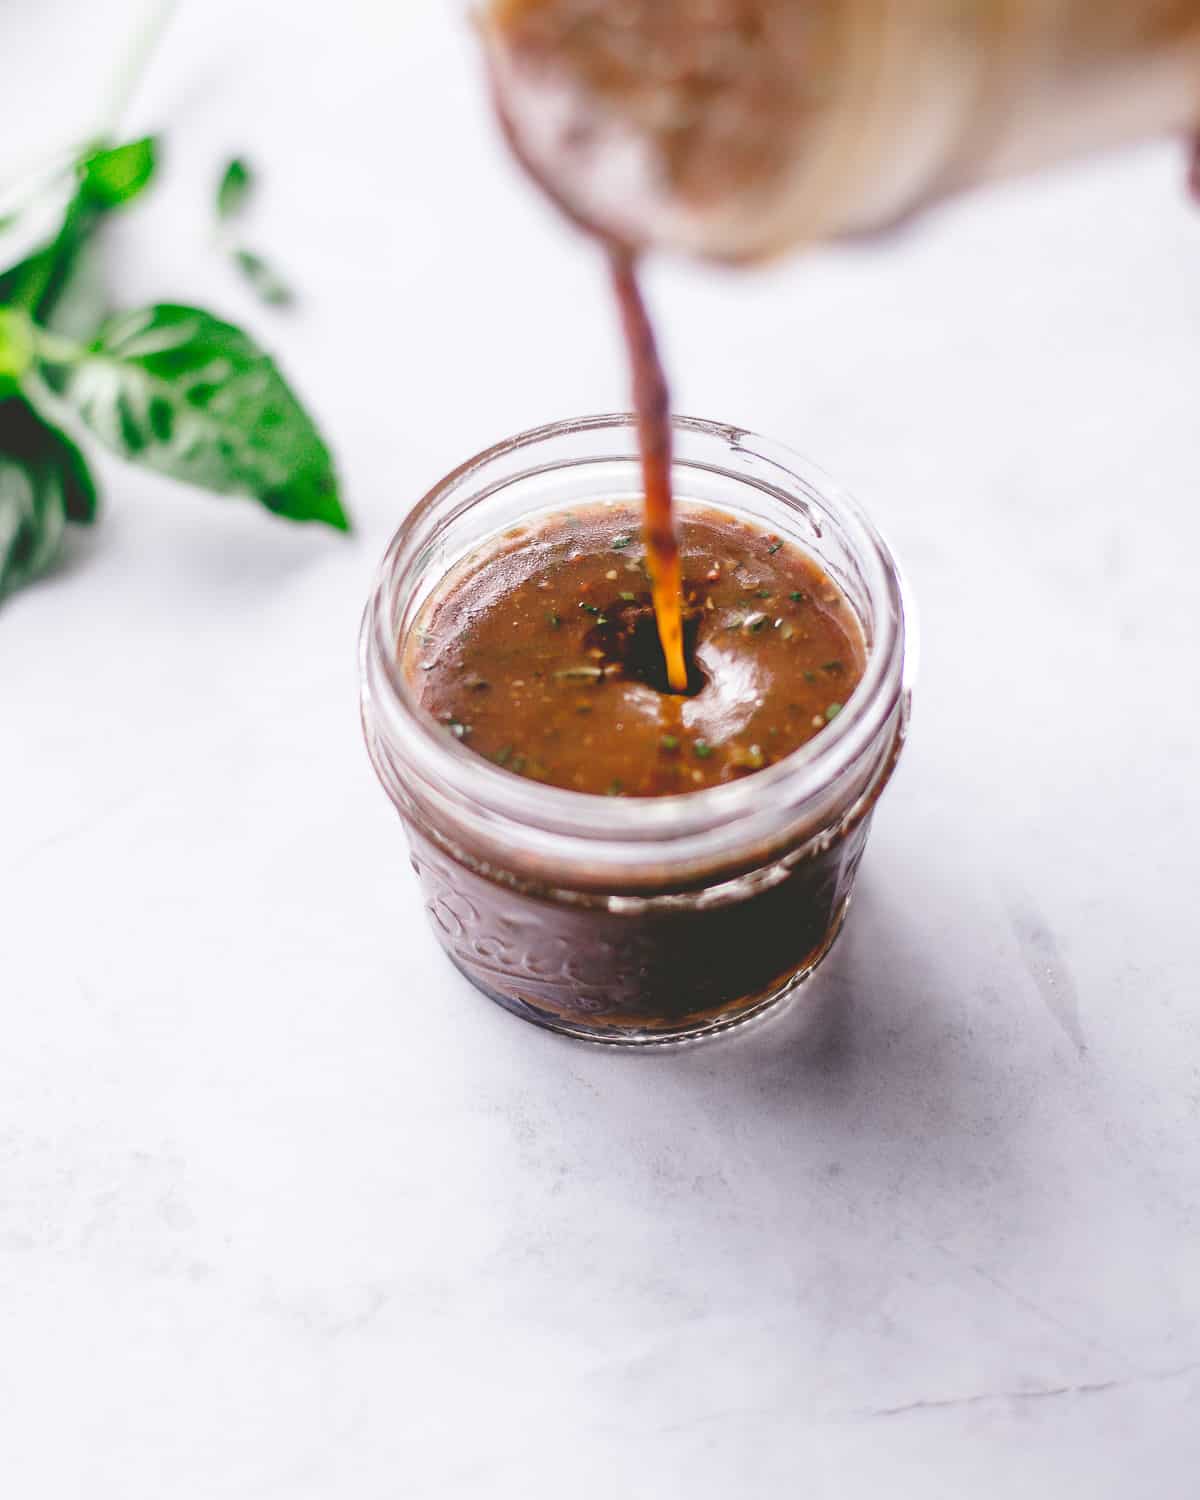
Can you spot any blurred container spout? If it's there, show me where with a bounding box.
[479,0,1200,261]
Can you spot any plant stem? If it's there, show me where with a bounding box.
[102,0,179,134]
[0,0,176,220]
[31,326,85,366]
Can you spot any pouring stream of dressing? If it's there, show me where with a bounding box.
[607,249,688,693]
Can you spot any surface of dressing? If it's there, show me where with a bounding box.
[409,502,866,796]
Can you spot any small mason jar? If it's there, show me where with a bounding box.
[360,415,914,1044]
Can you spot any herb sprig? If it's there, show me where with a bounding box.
[216,157,295,307]
[0,137,347,604]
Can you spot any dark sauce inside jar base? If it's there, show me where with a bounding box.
[407,813,876,1041]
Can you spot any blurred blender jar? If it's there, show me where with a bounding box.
[479,0,1200,261]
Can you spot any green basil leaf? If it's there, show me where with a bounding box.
[0,137,157,327]
[0,397,98,600]
[0,163,76,278]
[232,247,294,307]
[81,137,157,209]
[0,457,65,600]
[44,416,98,524]
[217,158,253,220]
[0,243,55,313]
[0,238,110,341]
[36,236,109,342]
[0,307,36,393]
[54,303,348,530]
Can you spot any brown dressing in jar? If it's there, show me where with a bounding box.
[410,502,865,796]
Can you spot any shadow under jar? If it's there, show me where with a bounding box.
[360,415,914,1044]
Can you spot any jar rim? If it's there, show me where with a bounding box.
[360,413,914,868]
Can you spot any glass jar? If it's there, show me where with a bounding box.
[359,415,914,1044]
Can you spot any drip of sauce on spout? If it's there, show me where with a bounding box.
[608,249,688,692]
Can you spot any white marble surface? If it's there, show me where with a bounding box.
[4,3,1200,1495]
